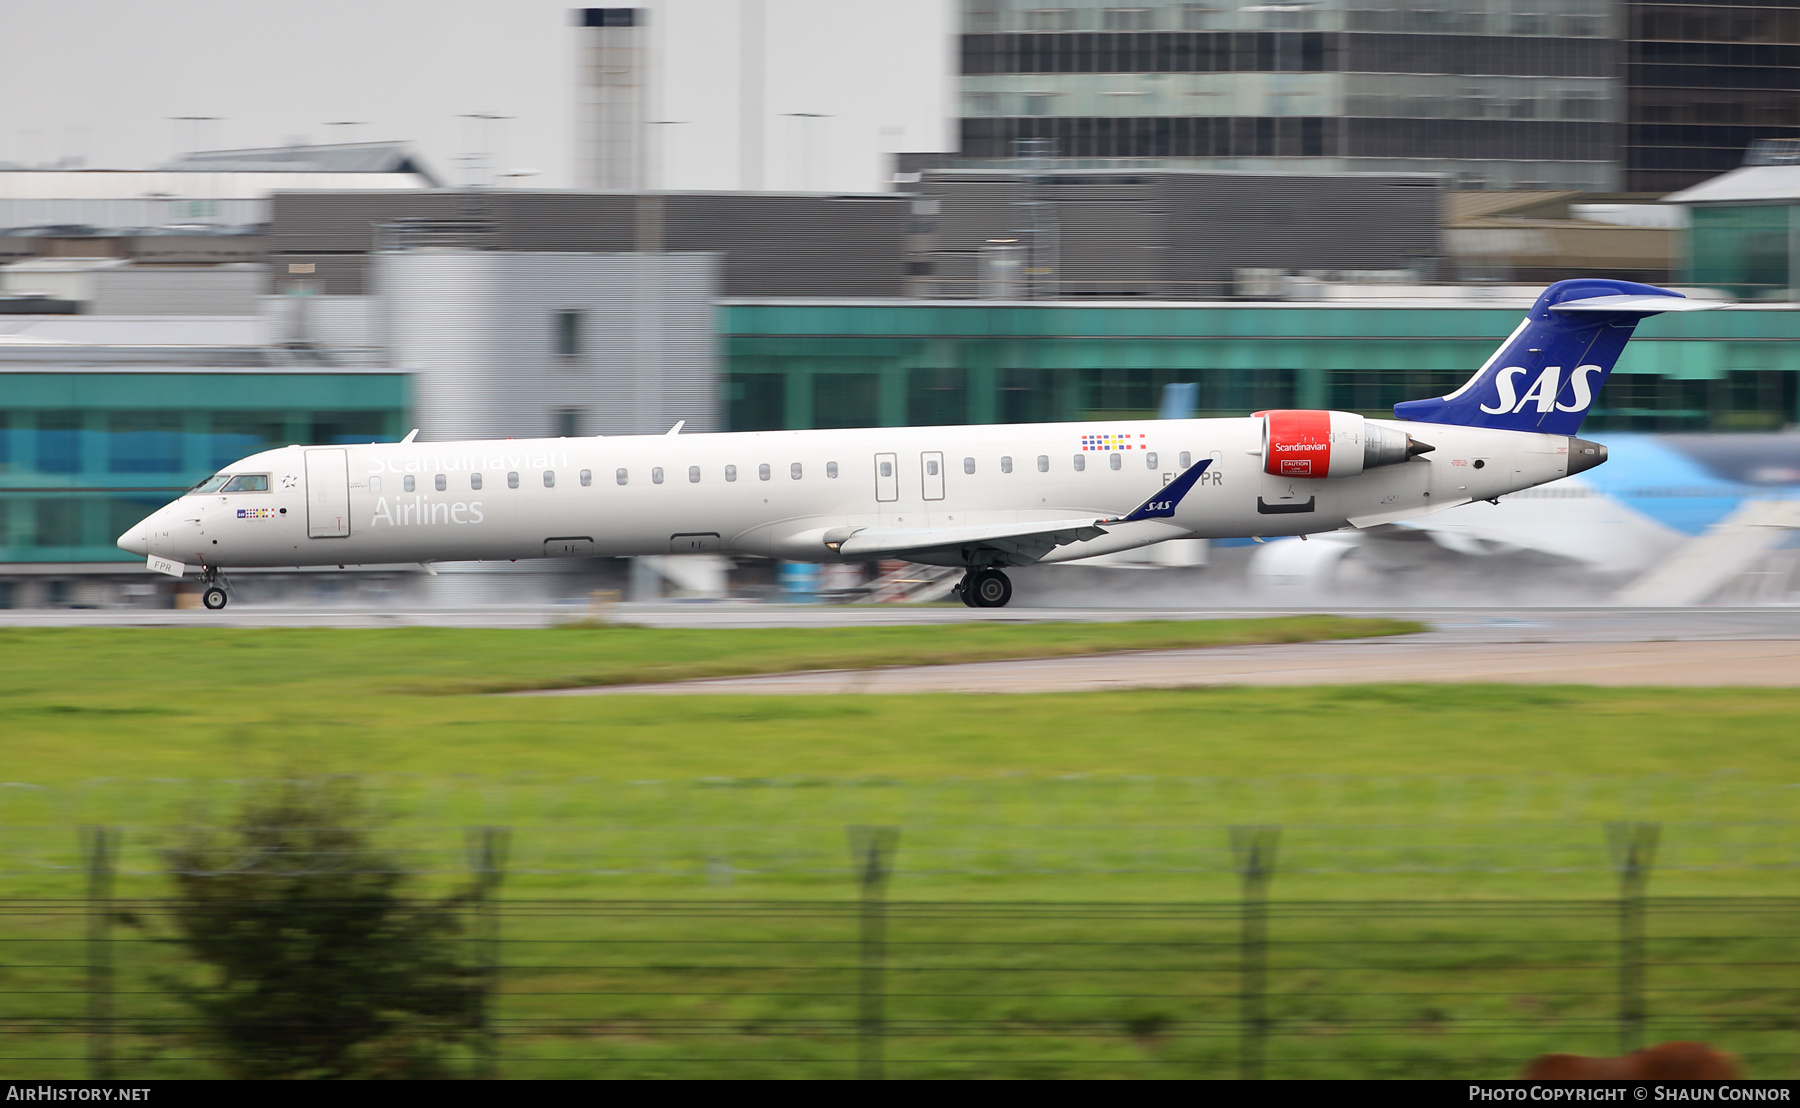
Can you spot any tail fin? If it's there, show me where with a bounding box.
[1393,279,1716,435]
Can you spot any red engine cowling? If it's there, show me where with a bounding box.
[1260,410,1430,479]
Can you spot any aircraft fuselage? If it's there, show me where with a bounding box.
[120,417,1586,572]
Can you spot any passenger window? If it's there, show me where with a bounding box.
[1001,456,1013,474]
[759,464,771,481]
[1037,455,1048,472]
[689,466,701,483]
[879,460,893,478]
[507,471,519,489]
[370,476,382,494]
[963,457,975,475]
[403,475,416,493]
[652,467,664,484]
[580,469,592,487]
[726,465,738,482]
[221,474,270,493]
[1110,453,1122,471]
[543,470,555,488]
[435,473,447,491]
[1073,455,1085,472]
[471,473,482,490]
[1146,452,1158,469]
[616,468,628,485]
[1179,451,1192,469]
[791,462,802,480]
[827,461,838,478]
[926,459,939,476]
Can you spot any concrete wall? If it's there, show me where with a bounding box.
[377,249,721,440]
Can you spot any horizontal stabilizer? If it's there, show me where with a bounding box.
[1549,294,1720,314]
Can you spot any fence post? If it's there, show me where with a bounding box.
[1231,825,1279,1081]
[466,826,511,1079]
[81,826,118,1081]
[847,826,898,1081]
[1606,821,1659,1055]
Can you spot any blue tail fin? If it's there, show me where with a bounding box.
[1393,279,1710,435]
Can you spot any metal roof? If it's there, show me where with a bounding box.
[1661,164,1800,206]
[0,171,430,201]
[0,316,269,347]
[160,141,442,185]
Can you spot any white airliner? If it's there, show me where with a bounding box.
[117,280,1714,609]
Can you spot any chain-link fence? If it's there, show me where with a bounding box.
[3,820,1798,1079]
[3,775,1799,883]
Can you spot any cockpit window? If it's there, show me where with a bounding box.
[220,474,270,493]
[187,474,231,495]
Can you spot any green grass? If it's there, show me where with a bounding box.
[0,624,1794,900]
[1,622,1798,1078]
[0,615,1420,698]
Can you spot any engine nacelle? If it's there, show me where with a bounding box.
[1259,410,1431,479]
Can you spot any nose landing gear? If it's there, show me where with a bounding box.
[198,565,231,610]
[957,567,1013,608]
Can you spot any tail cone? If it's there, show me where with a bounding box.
[1568,437,1607,475]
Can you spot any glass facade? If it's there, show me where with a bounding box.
[1689,205,1797,300]
[723,300,1800,435]
[0,373,407,563]
[958,0,1623,189]
[1625,1,1800,193]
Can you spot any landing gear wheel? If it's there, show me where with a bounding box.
[968,568,1013,608]
[202,587,228,611]
[953,581,976,607]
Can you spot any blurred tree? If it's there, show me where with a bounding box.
[162,779,484,1079]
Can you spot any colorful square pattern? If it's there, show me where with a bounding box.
[1081,432,1146,452]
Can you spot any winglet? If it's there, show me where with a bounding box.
[667,420,686,435]
[400,428,420,444]
[1109,459,1212,523]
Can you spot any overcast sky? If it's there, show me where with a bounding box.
[1,0,954,192]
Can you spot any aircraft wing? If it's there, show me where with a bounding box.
[830,517,1113,564]
[824,459,1215,565]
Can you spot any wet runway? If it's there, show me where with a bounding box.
[3,602,1798,640]
[9,601,1797,689]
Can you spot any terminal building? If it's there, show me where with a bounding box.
[2,152,1799,604]
[948,0,1800,194]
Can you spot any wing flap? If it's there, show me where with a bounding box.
[834,517,1109,561]
[828,459,1216,563]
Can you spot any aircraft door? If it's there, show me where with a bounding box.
[304,448,352,538]
[874,453,898,502]
[921,451,944,501]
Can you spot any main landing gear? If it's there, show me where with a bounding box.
[955,567,1013,608]
[199,566,231,611]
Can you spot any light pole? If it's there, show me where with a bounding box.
[323,121,368,146]
[167,116,222,156]
[647,120,687,191]
[457,113,514,188]
[782,112,832,191]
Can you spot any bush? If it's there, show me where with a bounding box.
[162,779,486,1079]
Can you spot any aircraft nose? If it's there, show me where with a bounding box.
[117,521,149,556]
